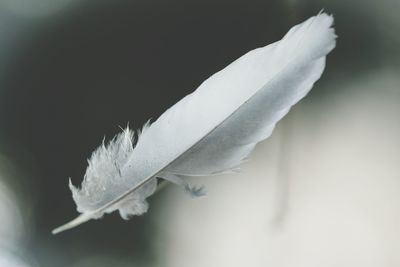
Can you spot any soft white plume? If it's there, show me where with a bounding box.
[53,13,336,234]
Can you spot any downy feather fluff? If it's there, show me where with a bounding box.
[53,13,336,234]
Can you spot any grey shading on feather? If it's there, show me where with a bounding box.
[159,173,206,198]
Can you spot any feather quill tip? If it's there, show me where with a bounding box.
[52,213,93,234]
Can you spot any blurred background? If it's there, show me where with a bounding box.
[0,0,399,266]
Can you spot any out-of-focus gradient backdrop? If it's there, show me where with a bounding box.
[0,0,398,266]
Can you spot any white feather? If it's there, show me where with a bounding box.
[52,13,336,234]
